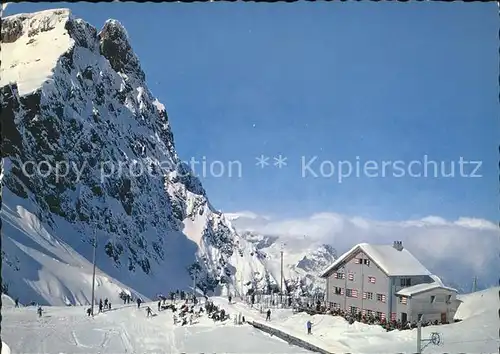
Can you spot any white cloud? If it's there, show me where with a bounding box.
[229,211,498,290]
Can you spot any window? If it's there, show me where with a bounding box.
[363,291,373,300]
[346,289,358,298]
[390,312,396,321]
[400,277,412,287]
[430,295,435,303]
[329,302,340,309]
[354,258,361,264]
[399,296,407,305]
[377,293,386,303]
[334,287,342,295]
[367,276,376,284]
[349,306,357,315]
[335,272,345,279]
[348,272,355,281]
[363,259,370,266]
[446,295,452,303]
[376,311,385,320]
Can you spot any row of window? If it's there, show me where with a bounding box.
[330,303,405,322]
[334,272,377,284]
[353,258,371,266]
[334,306,401,322]
[431,294,452,303]
[333,287,387,303]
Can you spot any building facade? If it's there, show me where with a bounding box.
[396,284,461,323]
[321,241,460,323]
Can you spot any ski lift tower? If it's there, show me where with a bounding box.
[90,225,97,316]
[280,242,286,305]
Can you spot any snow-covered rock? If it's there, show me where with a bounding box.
[1,8,278,305]
[240,230,337,296]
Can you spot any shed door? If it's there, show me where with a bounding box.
[441,312,447,323]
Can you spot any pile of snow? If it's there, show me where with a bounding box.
[1,294,16,308]
[455,286,499,320]
[1,341,11,354]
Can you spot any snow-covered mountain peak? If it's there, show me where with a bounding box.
[1,8,280,305]
[98,18,146,83]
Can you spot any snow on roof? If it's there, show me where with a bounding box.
[396,282,458,297]
[320,242,431,277]
[0,8,73,96]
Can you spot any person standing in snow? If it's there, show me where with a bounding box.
[137,298,142,309]
[306,320,312,334]
[99,299,103,313]
[14,298,19,307]
[158,301,161,312]
[146,306,152,317]
[228,294,232,304]
[37,306,43,317]
[266,309,271,321]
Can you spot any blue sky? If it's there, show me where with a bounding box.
[6,3,499,221]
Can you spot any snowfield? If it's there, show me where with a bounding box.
[1,299,310,354]
[2,287,496,353]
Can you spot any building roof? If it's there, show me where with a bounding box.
[320,242,432,278]
[396,282,458,297]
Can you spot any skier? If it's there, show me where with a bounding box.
[137,298,142,309]
[266,309,271,321]
[307,320,312,335]
[86,308,92,316]
[104,298,108,309]
[99,299,103,313]
[228,294,232,304]
[14,298,19,308]
[158,300,161,312]
[146,306,153,317]
[37,306,43,318]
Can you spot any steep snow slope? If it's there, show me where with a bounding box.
[1,9,278,305]
[2,196,148,306]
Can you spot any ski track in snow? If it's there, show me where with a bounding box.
[2,301,312,353]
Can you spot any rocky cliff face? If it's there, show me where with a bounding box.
[0,9,277,305]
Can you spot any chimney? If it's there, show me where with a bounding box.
[393,241,403,251]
